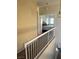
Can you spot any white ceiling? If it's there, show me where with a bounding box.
[37,0,61,15]
[37,0,60,7]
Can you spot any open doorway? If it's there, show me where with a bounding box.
[39,15,54,33]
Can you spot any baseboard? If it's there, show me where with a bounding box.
[17,48,25,54]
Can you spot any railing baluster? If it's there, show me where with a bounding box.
[25,27,55,59]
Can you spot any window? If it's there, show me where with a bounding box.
[49,18,54,24]
[41,15,54,25]
[46,17,49,24]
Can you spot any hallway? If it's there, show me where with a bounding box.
[17,0,61,59]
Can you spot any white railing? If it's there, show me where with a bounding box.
[25,27,55,59]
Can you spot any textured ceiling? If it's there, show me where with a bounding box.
[37,0,60,7]
[37,0,61,15]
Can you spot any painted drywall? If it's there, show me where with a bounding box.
[54,16,61,48]
[17,0,37,52]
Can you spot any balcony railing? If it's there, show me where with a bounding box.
[25,27,55,59]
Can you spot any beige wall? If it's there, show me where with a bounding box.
[17,0,37,52]
[54,16,61,48]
